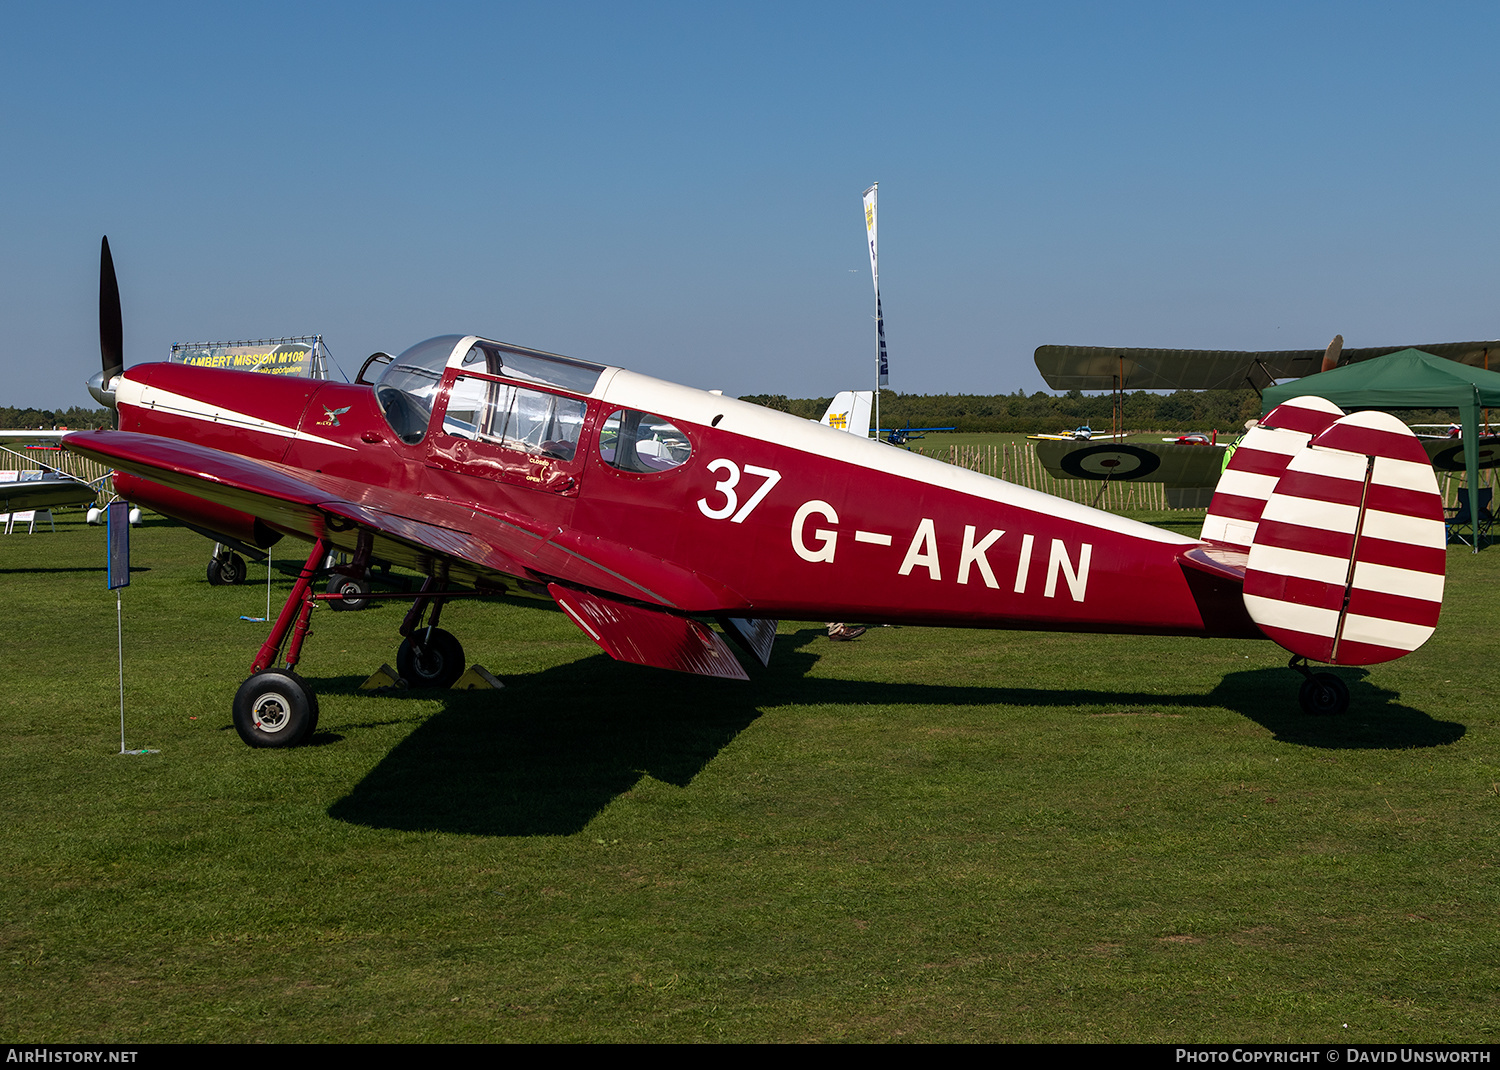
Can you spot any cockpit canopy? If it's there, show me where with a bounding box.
[374,335,457,444]
[374,334,607,445]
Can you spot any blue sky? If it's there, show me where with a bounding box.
[4,2,1499,407]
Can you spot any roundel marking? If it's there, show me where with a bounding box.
[1058,444,1162,480]
[1429,441,1500,473]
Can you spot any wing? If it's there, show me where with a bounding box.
[0,474,98,512]
[64,429,761,678]
[1035,339,1500,391]
[1033,439,1226,486]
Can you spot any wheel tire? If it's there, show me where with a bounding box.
[233,670,320,748]
[207,554,247,586]
[1299,672,1350,717]
[396,628,465,689]
[326,574,372,612]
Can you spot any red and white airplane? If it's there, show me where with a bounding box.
[67,239,1448,747]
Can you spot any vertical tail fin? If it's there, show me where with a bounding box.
[1218,404,1446,666]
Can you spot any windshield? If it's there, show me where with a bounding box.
[375,335,463,444]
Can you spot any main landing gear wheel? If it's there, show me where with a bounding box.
[397,628,465,689]
[325,574,372,612]
[1299,672,1350,717]
[207,553,248,586]
[233,670,320,747]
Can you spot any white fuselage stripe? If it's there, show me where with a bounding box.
[117,380,355,452]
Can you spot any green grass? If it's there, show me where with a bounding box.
[2,512,1497,1042]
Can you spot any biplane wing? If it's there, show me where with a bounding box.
[1035,339,1500,392]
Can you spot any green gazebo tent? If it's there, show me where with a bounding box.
[1262,348,1500,551]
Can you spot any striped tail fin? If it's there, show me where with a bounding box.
[1205,399,1447,666]
[1241,410,1445,665]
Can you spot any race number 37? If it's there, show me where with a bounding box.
[696,459,782,523]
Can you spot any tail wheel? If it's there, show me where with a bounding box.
[397,628,465,689]
[233,670,320,747]
[1299,672,1349,717]
[326,574,372,612]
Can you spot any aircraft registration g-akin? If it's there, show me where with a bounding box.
[67,239,1450,747]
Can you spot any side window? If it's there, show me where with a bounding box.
[442,376,586,461]
[501,387,586,460]
[600,410,692,473]
[442,376,491,439]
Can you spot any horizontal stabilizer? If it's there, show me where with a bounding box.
[549,584,749,680]
[1242,410,1445,665]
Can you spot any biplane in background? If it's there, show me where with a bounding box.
[1032,335,1500,503]
[1033,334,1500,392]
[68,239,1448,748]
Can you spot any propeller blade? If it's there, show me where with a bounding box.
[88,236,125,421]
[1320,333,1344,374]
[99,236,123,379]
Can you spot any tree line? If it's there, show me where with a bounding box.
[0,406,113,430]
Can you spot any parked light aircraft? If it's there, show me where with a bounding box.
[66,239,1449,747]
[0,431,99,514]
[878,422,957,446]
[0,471,98,514]
[1027,425,1129,442]
[819,391,873,437]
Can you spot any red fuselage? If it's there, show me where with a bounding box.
[88,349,1256,640]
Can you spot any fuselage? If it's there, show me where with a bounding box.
[92,334,1256,638]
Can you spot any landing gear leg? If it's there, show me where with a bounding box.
[1290,656,1350,717]
[233,538,328,747]
[325,529,374,610]
[394,574,465,689]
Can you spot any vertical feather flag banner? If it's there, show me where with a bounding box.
[863,184,889,391]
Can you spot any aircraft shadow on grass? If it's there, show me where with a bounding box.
[324,628,1463,837]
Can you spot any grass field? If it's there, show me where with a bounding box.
[3,511,1497,1043]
